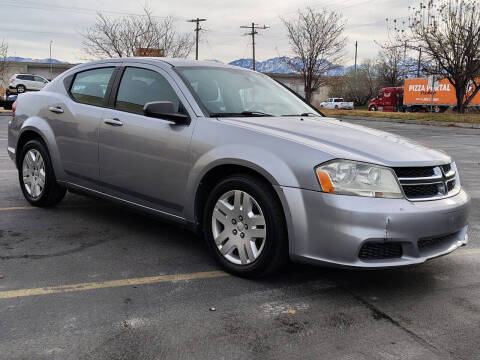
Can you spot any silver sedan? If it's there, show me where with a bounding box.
[7,58,470,277]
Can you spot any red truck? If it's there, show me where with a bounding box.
[368,77,480,112]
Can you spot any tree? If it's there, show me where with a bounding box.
[282,8,347,103]
[328,60,379,106]
[375,42,406,87]
[82,8,194,59]
[409,0,480,113]
[0,40,8,90]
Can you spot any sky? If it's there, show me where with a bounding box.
[1,0,417,65]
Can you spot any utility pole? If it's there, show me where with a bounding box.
[417,48,422,77]
[240,23,269,71]
[354,41,358,76]
[49,40,53,80]
[187,18,207,60]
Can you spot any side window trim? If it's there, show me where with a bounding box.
[111,64,189,117]
[106,66,126,108]
[68,66,118,108]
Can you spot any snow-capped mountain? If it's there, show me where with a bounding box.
[228,56,349,75]
[5,57,70,64]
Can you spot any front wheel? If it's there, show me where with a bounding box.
[18,139,66,207]
[369,105,376,111]
[203,174,288,277]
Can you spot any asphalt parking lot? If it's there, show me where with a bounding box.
[0,113,479,360]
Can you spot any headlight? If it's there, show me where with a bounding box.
[315,160,403,198]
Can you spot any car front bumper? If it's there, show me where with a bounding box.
[278,186,470,268]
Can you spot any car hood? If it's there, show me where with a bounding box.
[220,116,451,167]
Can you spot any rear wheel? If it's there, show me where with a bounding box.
[18,139,66,206]
[16,84,26,93]
[203,174,288,277]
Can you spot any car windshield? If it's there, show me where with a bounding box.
[176,66,321,117]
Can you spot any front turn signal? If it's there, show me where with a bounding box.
[316,169,335,193]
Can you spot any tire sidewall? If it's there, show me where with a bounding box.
[203,176,285,276]
[18,139,55,205]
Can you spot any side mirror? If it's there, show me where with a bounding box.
[143,101,190,125]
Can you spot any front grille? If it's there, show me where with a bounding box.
[394,163,458,200]
[446,179,456,192]
[359,242,403,260]
[418,233,456,250]
[403,184,441,198]
[393,167,435,178]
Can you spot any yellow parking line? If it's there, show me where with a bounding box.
[0,206,36,211]
[0,270,228,300]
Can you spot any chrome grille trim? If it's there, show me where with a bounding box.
[393,163,460,201]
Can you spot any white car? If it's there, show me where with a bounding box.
[320,98,354,110]
[8,74,49,94]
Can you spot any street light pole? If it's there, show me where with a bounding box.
[49,41,53,80]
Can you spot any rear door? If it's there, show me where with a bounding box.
[24,75,36,90]
[98,64,195,217]
[48,65,118,190]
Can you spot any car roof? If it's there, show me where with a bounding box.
[79,57,245,71]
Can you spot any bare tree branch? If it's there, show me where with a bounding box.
[0,40,8,91]
[282,7,347,102]
[81,8,194,60]
[408,0,480,113]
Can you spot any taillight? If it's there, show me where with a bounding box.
[10,78,14,83]
[12,100,17,118]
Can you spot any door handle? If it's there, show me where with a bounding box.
[48,106,64,114]
[104,118,123,126]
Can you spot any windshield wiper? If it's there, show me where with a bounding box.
[281,112,319,117]
[210,111,273,117]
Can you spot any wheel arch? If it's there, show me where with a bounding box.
[16,120,64,179]
[16,129,47,167]
[193,163,278,228]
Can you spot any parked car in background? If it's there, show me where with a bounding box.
[8,74,49,94]
[7,58,470,277]
[320,98,354,110]
[0,93,17,110]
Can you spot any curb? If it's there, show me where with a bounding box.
[334,115,480,129]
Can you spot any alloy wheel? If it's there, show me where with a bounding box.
[211,190,266,265]
[22,149,46,198]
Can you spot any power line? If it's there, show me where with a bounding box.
[240,23,269,71]
[187,18,207,60]
[0,1,178,19]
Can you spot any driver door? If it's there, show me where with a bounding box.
[98,65,195,217]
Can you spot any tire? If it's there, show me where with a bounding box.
[18,139,66,207]
[335,105,339,109]
[203,174,288,277]
[369,106,376,111]
[17,84,26,93]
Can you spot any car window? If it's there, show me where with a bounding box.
[177,67,320,117]
[70,67,115,106]
[34,76,46,83]
[115,67,181,115]
[17,75,30,80]
[334,99,343,102]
